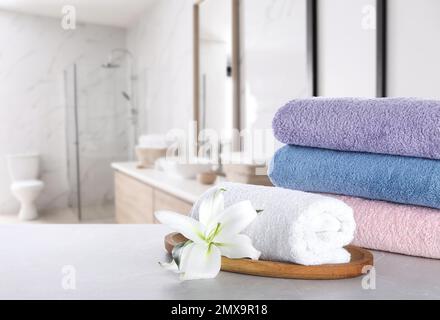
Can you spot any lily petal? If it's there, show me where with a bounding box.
[154,211,205,243]
[179,243,221,281]
[159,260,180,273]
[199,188,225,228]
[176,240,195,273]
[215,200,258,240]
[218,234,261,260]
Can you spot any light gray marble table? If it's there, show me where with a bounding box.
[0,225,439,300]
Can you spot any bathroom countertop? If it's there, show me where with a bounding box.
[1,224,439,300]
[111,162,217,203]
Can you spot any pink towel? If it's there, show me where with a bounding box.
[332,195,440,259]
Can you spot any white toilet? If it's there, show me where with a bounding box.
[7,153,44,221]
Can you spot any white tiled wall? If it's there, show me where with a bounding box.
[0,10,126,215]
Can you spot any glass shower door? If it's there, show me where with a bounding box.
[64,64,80,220]
[65,62,133,221]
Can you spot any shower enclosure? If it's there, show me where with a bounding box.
[64,53,140,221]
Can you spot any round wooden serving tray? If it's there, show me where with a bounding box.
[165,233,374,280]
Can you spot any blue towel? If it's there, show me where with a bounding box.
[268,145,440,209]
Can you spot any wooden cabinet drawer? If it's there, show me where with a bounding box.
[153,189,193,219]
[114,171,154,224]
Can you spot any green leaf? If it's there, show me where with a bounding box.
[171,240,192,268]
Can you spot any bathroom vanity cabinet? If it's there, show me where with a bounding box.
[112,163,211,224]
[114,171,154,223]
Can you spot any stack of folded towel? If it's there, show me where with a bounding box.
[270,97,440,259]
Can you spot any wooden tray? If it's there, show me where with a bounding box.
[165,233,374,280]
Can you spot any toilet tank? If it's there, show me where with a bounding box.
[7,153,40,181]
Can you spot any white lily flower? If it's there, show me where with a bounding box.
[155,189,261,280]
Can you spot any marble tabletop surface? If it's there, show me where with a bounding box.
[0,224,439,300]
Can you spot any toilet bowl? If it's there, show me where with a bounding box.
[7,153,44,221]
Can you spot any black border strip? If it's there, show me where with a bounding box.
[306,0,318,97]
[376,0,387,97]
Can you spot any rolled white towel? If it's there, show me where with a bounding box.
[191,183,355,266]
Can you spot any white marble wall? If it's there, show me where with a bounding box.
[0,10,126,216]
[126,0,194,134]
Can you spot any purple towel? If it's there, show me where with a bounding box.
[272,97,440,159]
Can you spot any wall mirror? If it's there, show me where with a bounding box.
[239,0,308,148]
[194,0,238,143]
[314,0,380,97]
[386,0,440,98]
[238,0,309,161]
[194,0,309,159]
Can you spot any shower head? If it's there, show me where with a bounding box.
[101,62,120,69]
[102,48,134,69]
[122,91,131,101]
